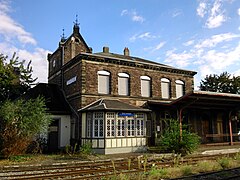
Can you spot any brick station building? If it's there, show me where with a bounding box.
[47,23,240,154]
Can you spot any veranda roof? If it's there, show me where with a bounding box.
[148,91,240,110]
[79,99,151,112]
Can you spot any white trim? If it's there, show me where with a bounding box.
[175,80,184,84]
[140,75,150,80]
[98,70,110,76]
[161,78,170,82]
[118,72,129,78]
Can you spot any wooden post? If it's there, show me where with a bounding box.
[229,118,233,146]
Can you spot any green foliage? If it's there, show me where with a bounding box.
[159,119,200,155]
[80,142,93,154]
[217,157,231,169]
[199,71,240,94]
[0,97,51,158]
[180,165,193,176]
[0,53,36,103]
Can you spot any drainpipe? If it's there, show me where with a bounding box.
[229,111,233,146]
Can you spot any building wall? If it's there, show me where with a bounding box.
[79,59,194,107]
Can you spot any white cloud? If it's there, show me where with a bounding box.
[121,9,145,23]
[172,9,182,18]
[206,0,226,28]
[197,0,228,29]
[197,2,207,18]
[0,0,50,83]
[165,50,193,68]
[152,42,166,51]
[238,8,240,16]
[0,2,36,45]
[183,40,195,46]
[129,32,158,42]
[195,33,240,49]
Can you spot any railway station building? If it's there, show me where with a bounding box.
[45,22,240,154]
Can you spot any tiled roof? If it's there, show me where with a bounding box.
[21,83,72,115]
[79,99,151,112]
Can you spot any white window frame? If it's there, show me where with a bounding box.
[98,70,110,94]
[93,112,104,138]
[140,76,151,97]
[106,112,115,137]
[161,78,170,99]
[175,80,184,98]
[118,73,129,96]
[86,113,92,138]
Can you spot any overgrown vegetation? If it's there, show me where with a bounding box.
[0,53,51,158]
[0,97,51,158]
[158,119,200,155]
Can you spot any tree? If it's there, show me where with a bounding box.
[0,53,36,103]
[0,53,51,157]
[0,97,51,158]
[199,72,240,94]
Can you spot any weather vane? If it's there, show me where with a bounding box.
[74,14,80,26]
[61,28,66,41]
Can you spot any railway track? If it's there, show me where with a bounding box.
[0,152,239,179]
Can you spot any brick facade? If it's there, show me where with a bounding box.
[47,24,197,145]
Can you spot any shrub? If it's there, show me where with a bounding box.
[80,142,92,155]
[158,119,200,155]
[0,98,51,158]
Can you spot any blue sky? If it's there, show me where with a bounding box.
[0,0,239,89]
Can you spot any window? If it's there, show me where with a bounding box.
[136,113,144,136]
[86,113,92,138]
[175,80,184,98]
[118,73,129,96]
[127,117,135,136]
[117,117,125,137]
[106,112,115,137]
[140,76,151,97]
[109,112,145,137]
[93,112,104,137]
[161,78,170,99]
[98,70,110,94]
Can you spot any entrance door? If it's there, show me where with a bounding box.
[48,119,59,152]
[202,119,209,143]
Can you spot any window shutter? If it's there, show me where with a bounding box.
[176,84,183,98]
[161,82,170,99]
[98,75,109,94]
[141,80,150,97]
[118,77,128,95]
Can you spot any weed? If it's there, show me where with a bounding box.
[218,157,231,169]
[80,142,92,155]
[197,160,221,172]
[180,165,193,176]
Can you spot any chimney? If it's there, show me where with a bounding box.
[103,46,109,53]
[124,47,130,56]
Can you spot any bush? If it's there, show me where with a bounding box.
[159,119,200,155]
[0,97,51,158]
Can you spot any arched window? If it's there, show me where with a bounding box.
[98,70,110,94]
[118,73,129,96]
[140,76,151,97]
[175,80,184,98]
[161,78,170,99]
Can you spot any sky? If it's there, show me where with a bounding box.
[0,0,239,89]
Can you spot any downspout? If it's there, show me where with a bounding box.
[228,111,233,146]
